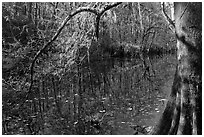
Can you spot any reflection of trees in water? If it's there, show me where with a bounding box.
[7,55,175,134]
[66,54,176,134]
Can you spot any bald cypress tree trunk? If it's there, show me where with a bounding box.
[151,2,202,135]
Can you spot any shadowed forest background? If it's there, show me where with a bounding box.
[2,2,178,135]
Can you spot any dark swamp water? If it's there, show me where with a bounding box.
[48,53,177,135]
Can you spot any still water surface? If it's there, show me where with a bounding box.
[62,54,177,134]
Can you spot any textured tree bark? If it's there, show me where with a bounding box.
[151,2,202,135]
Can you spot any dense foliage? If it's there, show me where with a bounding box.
[2,2,176,134]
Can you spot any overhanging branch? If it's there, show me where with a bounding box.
[95,2,122,38]
[26,3,122,106]
[27,7,99,102]
[161,2,175,32]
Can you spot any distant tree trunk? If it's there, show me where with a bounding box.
[137,2,143,32]
[27,2,33,21]
[77,66,85,134]
[151,2,202,135]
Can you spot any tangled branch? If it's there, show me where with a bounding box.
[26,2,122,106]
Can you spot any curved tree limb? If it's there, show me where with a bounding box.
[95,2,122,38]
[26,3,122,106]
[100,2,122,16]
[142,26,163,43]
[26,7,98,102]
[161,2,175,31]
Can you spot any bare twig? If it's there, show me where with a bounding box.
[179,3,189,20]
